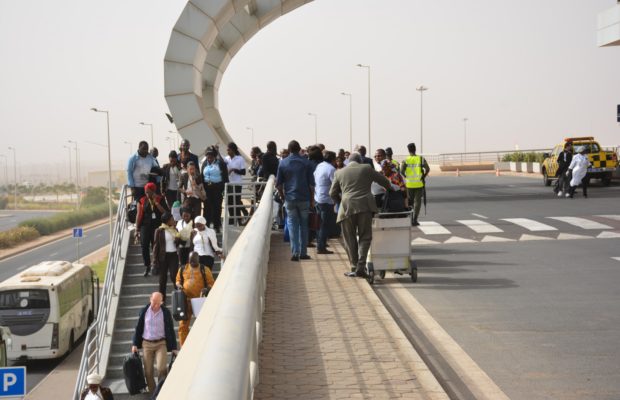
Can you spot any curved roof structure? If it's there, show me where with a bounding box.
[164,0,312,152]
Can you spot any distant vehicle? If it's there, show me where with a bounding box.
[542,136,618,186]
[0,261,97,361]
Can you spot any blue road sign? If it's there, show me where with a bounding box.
[0,367,26,398]
[73,227,83,238]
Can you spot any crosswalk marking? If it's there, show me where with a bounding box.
[481,235,515,243]
[471,213,488,219]
[417,221,451,235]
[519,234,554,241]
[597,215,620,222]
[457,219,503,233]
[597,231,620,239]
[502,218,557,232]
[556,233,593,240]
[444,236,476,244]
[547,216,612,230]
[412,238,440,245]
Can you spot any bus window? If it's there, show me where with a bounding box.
[0,290,50,310]
[0,290,51,336]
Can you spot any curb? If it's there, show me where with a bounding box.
[0,217,111,262]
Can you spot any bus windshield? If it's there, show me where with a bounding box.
[0,290,50,310]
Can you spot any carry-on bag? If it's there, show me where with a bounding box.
[123,352,147,394]
[171,289,188,321]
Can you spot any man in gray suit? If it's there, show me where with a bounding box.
[330,153,390,277]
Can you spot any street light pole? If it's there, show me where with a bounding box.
[7,147,17,209]
[307,113,317,144]
[463,118,469,154]
[92,108,114,243]
[0,155,8,189]
[68,140,80,208]
[62,145,73,201]
[245,127,255,147]
[356,64,371,153]
[340,92,353,151]
[416,86,428,154]
[140,122,154,148]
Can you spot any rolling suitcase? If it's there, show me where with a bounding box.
[171,289,188,321]
[123,352,147,394]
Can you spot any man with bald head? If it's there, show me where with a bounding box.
[132,292,177,393]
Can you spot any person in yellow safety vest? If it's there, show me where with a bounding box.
[175,251,215,346]
[401,143,430,226]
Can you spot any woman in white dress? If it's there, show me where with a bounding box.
[567,146,591,198]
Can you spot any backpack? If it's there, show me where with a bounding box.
[127,200,138,224]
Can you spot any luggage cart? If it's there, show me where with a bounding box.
[365,210,417,284]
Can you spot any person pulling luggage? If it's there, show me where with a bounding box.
[175,252,215,346]
[131,292,178,394]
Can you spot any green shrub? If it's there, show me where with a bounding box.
[81,187,108,207]
[0,226,40,249]
[501,151,545,163]
[19,203,117,235]
[0,197,7,209]
[91,256,109,283]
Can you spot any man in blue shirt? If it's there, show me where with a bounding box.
[313,151,337,255]
[127,141,159,201]
[276,140,315,261]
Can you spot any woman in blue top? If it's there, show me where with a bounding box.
[201,147,228,232]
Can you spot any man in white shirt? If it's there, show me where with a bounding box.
[313,151,337,254]
[224,142,249,224]
[80,373,113,400]
[371,149,387,208]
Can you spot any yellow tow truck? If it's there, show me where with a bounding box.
[542,136,618,186]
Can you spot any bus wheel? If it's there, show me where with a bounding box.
[543,169,551,186]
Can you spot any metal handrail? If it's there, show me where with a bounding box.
[157,176,275,400]
[72,185,130,400]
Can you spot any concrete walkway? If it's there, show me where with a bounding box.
[254,235,448,400]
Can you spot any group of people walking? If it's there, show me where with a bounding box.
[553,142,591,198]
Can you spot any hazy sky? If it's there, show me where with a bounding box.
[1,0,619,181]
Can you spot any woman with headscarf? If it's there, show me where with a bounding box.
[179,161,205,218]
[380,159,407,212]
[567,145,591,198]
[190,216,223,270]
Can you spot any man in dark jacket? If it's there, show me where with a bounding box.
[555,142,573,196]
[259,141,280,180]
[357,145,374,166]
[131,292,178,393]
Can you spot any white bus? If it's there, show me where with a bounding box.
[0,261,96,360]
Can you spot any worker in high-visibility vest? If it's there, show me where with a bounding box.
[401,143,430,226]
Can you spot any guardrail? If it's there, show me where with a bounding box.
[72,185,130,400]
[157,176,275,400]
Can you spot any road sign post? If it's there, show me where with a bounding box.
[73,227,83,263]
[0,367,26,398]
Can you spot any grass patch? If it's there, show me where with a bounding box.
[0,227,40,249]
[19,203,117,235]
[91,256,108,283]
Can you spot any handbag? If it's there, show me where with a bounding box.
[309,210,321,231]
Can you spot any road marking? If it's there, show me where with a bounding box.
[597,231,620,239]
[444,236,477,244]
[417,221,451,235]
[470,213,488,219]
[556,233,593,240]
[411,238,440,245]
[519,234,554,241]
[480,235,515,243]
[49,252,58,257]
[597,214,620,222]
[17,265,28,271]
[547,216,612,230]
[502,218,557,231]
[457,219,503,233]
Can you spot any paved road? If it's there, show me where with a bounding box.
[377,175,620,399]
[0,210,62,232]
[0,224,109,393]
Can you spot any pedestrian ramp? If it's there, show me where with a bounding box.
[411,214,620,246]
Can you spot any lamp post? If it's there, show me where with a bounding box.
[62,145,73,201]
[340,92,353,151]
[67,140,80,208]
[356,64,371,152]
[91,108,114,243]
[7,147,17,209]
[307,113,318,144]
[139,122,154,148]
[463,118,469,154]
[416,86,428,154]
[245,127,255,147]
[0,155,8,189]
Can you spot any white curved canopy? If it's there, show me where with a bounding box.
[164,0,313,152]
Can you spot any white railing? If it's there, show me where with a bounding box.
[72,185,130,400]
[157,176,275,400]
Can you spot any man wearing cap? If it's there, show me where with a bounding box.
[132,292,177,394]
[126,141,159,201]
[401,143,430,226]
[136,183,167,276]
[80,373,114,400]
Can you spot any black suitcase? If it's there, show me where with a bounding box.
[123,352,147,394]
[171,289,188,321]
